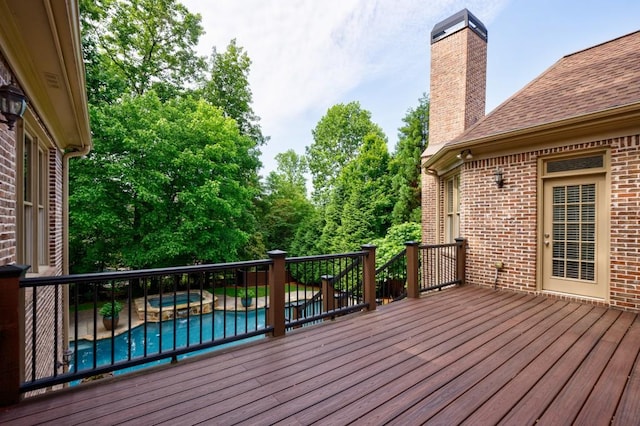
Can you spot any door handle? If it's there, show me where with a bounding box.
[545,241,550,246]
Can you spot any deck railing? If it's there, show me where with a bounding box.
[375,249,408,304]
[418,238,467,292]
[20,259,274,393]
[0,239,465,404]
[284,251,369,328]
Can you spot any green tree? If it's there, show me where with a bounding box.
[260,151,314,252]
[199,39,266,256]
[264,150,308,195]
[83,0,206,96]
[307,102,386,205]
[69,93,259,271]
[202,39,267,146]
[390,93,429,224]
[289,209,324,256]
[371,222,422,268]
[320,133,394,252]
[80,0,128,105]
[73,1,269,271]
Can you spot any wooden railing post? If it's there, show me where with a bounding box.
[361,244,376,311]
[0,264,29,406]
[321,275,335,316]
[455,238,467,285]
[267,250,286,337]
[405,241,420,298]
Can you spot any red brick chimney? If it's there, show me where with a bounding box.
[422,9,487,243]
[425,9,487,155]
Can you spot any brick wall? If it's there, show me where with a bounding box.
[0,58,16,265]
[609,134,640,311]
[421,171,438,243]
[49,147,63,274]
[1,52,65,395]
[461,134,640,311]
[464,33,487,130]
[462,153,538,293]
[423,22,487,245]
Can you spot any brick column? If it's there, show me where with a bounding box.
[421,171,439,244]
[0,264,29,406]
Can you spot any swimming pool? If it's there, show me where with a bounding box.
[134,290,216,322]
[148,292,203,308]
[69,308,266,381]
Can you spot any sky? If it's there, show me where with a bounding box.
[181,0,640,177]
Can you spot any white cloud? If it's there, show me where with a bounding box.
[181,0,509,172]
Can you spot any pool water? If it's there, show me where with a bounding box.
[69,309,266,381]
[147,292,203,308]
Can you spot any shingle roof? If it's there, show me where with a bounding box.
[451,30,640,144]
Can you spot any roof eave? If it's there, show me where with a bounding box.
[0,0,92,151]
[423,102,640,172]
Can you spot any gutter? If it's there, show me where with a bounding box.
[61,144,90,375]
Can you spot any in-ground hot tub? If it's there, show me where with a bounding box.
[135,290,216,322]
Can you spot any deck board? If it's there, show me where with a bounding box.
[296,295,554,425]
[428,302,591,425]
[577,315,640,425]
[613,317,640,425]
[258,293,533,423]
[537,311,636,424]
[1,285,640,425]
[391,301,589,425]
[497,308,619,425]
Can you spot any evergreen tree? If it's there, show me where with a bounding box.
[390,93,429,224]
[307,102,386,205]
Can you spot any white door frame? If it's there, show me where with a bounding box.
[538,151,609,301]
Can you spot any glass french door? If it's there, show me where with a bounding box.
[542,175,607,299]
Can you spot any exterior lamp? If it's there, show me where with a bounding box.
[494,167,504,188]
[57,348,74,369]
[456,149,473,160]
[0,81,28,130]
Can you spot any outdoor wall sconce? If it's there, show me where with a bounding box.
[56,349,74,369]
[456,149,473,160]
[0,81,28,130]
[494,167,504,188]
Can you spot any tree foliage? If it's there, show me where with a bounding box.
[259,150,314,252]
[202,39,267,146]
[371,222,422,268]
[71,0,267,272]
[73,0,429,271]
[80,0,128,105]
[307,102,386,205]
[289,209,324,256]
[390,93,429,224]
[82,0,206,96]
[70,93,259,271]
[319,133,394,252]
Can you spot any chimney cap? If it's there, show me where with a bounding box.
[431,9,488,44]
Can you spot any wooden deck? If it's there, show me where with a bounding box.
[2,285,640,425]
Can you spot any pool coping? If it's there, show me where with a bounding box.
[133,290,216,322]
